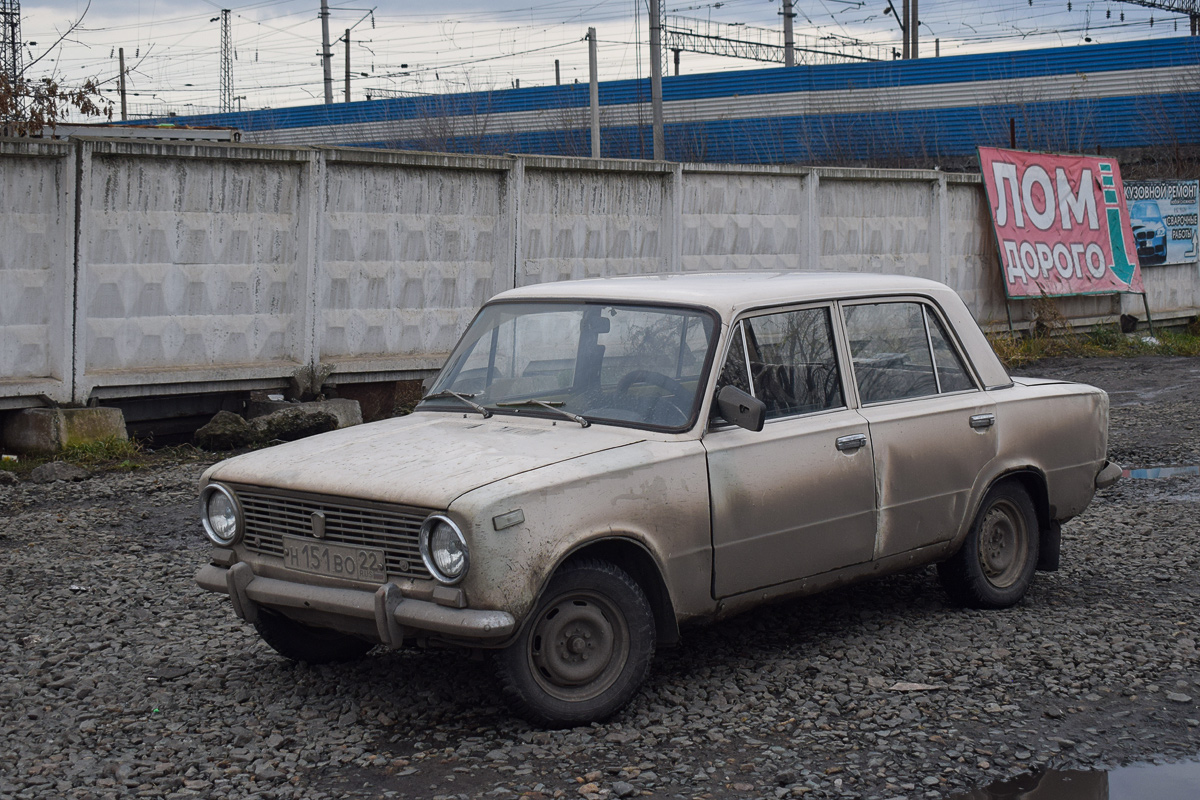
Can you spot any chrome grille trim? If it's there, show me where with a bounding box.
[232,486,435,580]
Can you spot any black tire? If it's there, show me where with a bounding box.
[253,608,374,664]
[498,559,656,728]
[938,482,1039,609]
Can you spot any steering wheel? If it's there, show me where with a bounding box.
[616,370,687,397]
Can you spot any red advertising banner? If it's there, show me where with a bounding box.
[978,147,1144,298]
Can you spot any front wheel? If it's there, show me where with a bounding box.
[938,482,1039,609]
[498,559,656,728]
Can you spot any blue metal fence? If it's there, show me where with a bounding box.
[131,37,1200,164]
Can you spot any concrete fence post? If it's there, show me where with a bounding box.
[667,162,683,272]
[802,169,821,269]
[508,156,525,288]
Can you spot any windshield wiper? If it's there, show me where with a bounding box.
[495,399,590,428]
[421,390,492,418]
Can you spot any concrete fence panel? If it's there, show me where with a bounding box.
[679,165,814,273]
[319,150,516,380]
[0,141,75,409]
[518,157,673,286]
[816,173,937,278]
[72,140,316,403]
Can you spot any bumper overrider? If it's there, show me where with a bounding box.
[195,561,516,648]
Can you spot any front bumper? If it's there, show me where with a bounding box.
[1095,460,1122,490]
[196,562,516,647]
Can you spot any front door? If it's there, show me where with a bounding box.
[705,305,878,599]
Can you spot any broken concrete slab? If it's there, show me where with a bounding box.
[250,406,340,442]
[1,408,128,456]
[194,399,363,451]
[194,411,257,451]
[246,398,363,429]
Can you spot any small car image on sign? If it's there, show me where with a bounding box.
[196,272,1118,727]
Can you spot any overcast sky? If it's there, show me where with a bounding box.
[18,0,1190,117]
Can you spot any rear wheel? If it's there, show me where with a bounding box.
[498,559,655,728]
[253,608,374,664]
[938,482,1039,609]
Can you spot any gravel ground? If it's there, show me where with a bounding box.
[2,356,1199,800]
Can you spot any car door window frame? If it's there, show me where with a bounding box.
[838,296,982,408]
[709,302,848,428]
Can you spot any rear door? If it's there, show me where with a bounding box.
[840,299,998,558]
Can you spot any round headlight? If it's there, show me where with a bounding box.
[420,515,469,584]
[201,484,241,546]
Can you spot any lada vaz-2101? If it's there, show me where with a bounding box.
[196,272,1119,727]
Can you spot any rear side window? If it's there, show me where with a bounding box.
[714,306,844,422]
[844,301,975,404]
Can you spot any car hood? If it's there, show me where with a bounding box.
[202,412,646,509]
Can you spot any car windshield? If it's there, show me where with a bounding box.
[1130,202,1162,221]
[421,301,718,431]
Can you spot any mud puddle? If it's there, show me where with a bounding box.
[950,758,1200,799]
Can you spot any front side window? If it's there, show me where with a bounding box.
[713,306,844,423]
[844,301,975,404]
[423,301,717,431]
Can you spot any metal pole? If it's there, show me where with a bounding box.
[118,47,127,121]
[588,28,600,159]
[320,0,333,104]
[902,0,909,59]
[344,29,350,102]
[554,59,560,85]
[782,0,795,68]
[649,0,664,160]
[911,0,919,59]
[673,49,680,76]
[220,10,233,113]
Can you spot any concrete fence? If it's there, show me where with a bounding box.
[2,137,1197,410]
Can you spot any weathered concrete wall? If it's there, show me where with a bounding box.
[319,150,515,380]
[679,165,813,273]
[73,141,316,403]
[2,138,1197,408]
[0,141,74,408]
[518,158,673,285]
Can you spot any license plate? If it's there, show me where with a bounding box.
[281,535,387,583]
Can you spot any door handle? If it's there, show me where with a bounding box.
[836,433,868,452]
[970,413,996,430]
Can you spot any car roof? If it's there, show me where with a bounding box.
[492,271,952,319]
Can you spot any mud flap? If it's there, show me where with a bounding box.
[1037,520,1061,572]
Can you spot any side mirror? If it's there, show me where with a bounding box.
[716,385,766,432]
[421,375,436,395]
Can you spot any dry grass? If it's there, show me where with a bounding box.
[987,304,1200,369]
[0,439,210,477]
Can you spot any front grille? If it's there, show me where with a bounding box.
[235,487,434,580]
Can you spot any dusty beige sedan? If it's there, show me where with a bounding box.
[196,272,1119,726]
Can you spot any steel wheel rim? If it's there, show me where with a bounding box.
[527,589,629,702]
[977,498,1029,588]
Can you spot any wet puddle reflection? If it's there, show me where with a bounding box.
[1121,465,1200,479]
[949,759,1200,799]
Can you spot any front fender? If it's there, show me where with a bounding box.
[450,439,713,627]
